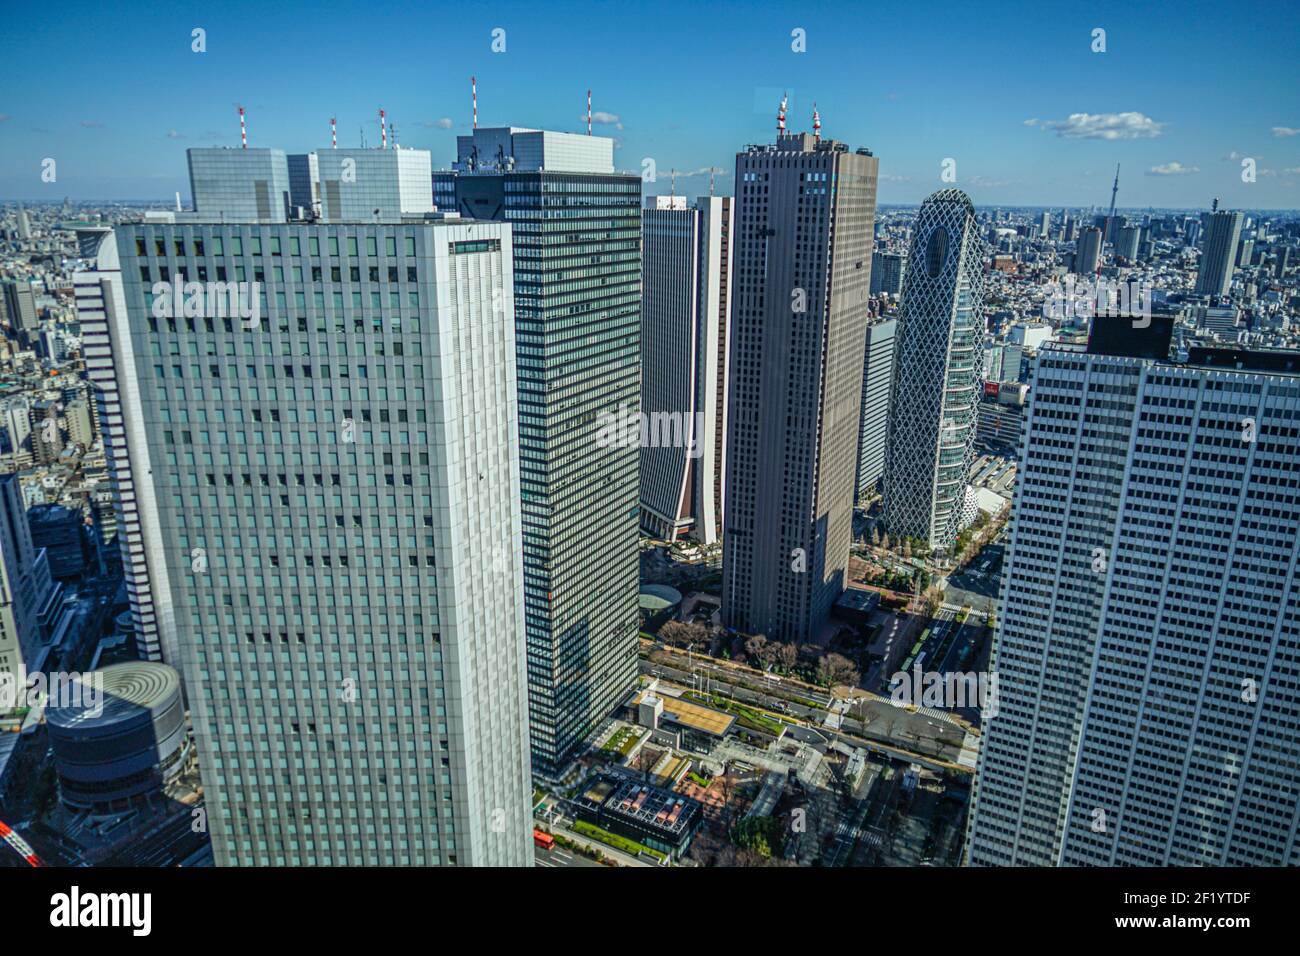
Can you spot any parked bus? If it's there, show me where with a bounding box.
[533,829,555,850]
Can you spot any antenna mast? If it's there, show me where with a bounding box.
[238,105,247,149]
[472,76,478,130]
[587,89,592,135]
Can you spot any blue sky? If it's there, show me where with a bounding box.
[2,0,1298,208]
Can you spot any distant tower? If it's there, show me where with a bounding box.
[1196,204,1243,298]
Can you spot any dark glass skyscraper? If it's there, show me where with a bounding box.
[435,128,641,778]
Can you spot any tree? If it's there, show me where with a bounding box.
[774,642,798,671]
[871,526,881,547]
[882,532,891,551]
[815,652,860,688]
[745,633,773,668]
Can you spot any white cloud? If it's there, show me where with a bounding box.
[80,120,104,129]
[1271,126,1299,137]
[436,117,453,129]
[585,110,623,131]
[1146,161,1199,176]
[1024,111,1164,140]
[166,129,185,139]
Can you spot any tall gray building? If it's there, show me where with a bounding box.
[722,129,878,642]
[74,188,533,866]
[1195,207,1243,298]
[2,280,39,338]
[882,189,985,551]
[1074,225,1102,275]
[639,195,733,544]
[434,128,641,778]
[855,317,896,502]
[870,251,906,295]
[968,324,1300,866]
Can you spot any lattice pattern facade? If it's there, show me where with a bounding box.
[882,189,986,551]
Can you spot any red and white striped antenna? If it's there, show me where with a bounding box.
[379,108,387,149]
[587,89,592,135]
[777,92,787,135]
[238,104,247,149]
[330,117,337,149]
[471,76,478,129]
[812,103,821,143]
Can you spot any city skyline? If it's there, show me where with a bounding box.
[1,1,1299,207]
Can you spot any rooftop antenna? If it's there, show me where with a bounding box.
[238,104,247,149]
[670,168,676,197]
[777,92,787,135]
[1212,197,1220,213]
[392,121,399,149]
[710,167,716,196]
[587,89,592,135]
[471,76,478,130]
[379,108,387,150]
[330,117,337,149]
[812,102,821,143]
[360,126,366,149]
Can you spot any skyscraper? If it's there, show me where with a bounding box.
[1074,225,1102,275]
[74,175,534,866]
[2,280,39,339]
[1115,224,1140,261]
[434,127,641,778]
[639,195,733,544]
[870,251,906,295]
[855,317,896,502]
[881,189,985,551]
[0,475,54,705]
[968,322,1300,866]
[722,127,878,642]
[1195,206,1243,298]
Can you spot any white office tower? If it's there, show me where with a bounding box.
[881,189,986,551]
[968,322,1300,866]
[74,205,533,866]
[639,195,733,544]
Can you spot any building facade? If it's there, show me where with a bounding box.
[881,188,986,551]
[639,195,733,544]
[855,317,896,502]
[722,130,878,642]
[1196,208,1244,298]
[968,331,1300,866]
[434,128,641,777]
[75,208,534,867]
